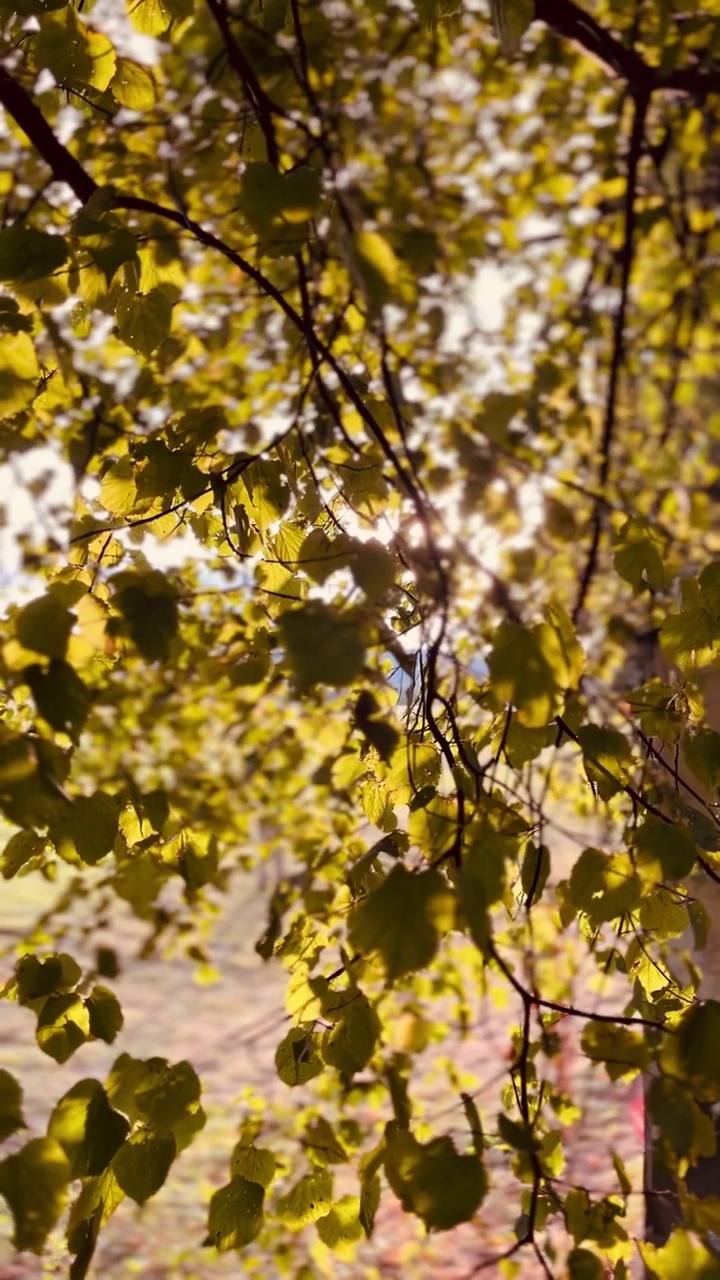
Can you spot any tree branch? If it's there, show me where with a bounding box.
[204,0,280,167]
[573,89,648,621]
[534,0,653,88]
[534,0,720,98]
[0,67,97,203]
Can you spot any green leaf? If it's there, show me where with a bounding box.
[230,1142,276,1188]
[567,1249,607,1280]
[0,225,68,283]
[278,601,365,691]
[350,538,397,600]
[458,831,510,956]
[632,817,697,883]
[545,602,585,688]
[503,721,555,767]
[15,594,75,659]
[0,294,33,334]
[240,162,322,233]
[99,457,137,516]
[520,843,550,903]
[0,734,72,828]
[85,986,124,1043]
[0,1070,25,1142]
[134,1059,201,1129]
[316,1195,364,1248]
[660,1002,720,1098]
[354,690,400,762]
[614,519,667,593]
[24,659,90,743]
[34,9,116,91]
[646,1078,716,1167]
[580,1023,649,1082]
[497,1112,537,1153]
[575,725,633,800]
[349,229,400,310]
[161,831,219,893]
[207,1175,264,1250]
[1,829,46,879]
[74,218,138,286]
[126,0,193,37]
[275,1027,326,1086]
[15,952,80,1004]
[111,57,158,109]
[322,999,381,1077]
[36,993,91,1063]
[113,570,179,661]
[275,1166,333,1227]
[0,1137,70,1253]
[51,792,120,865]
[487,621,565,727]
[359,1164,381,1237]
[384,1126,487,1230]
[115,286,173,355]
[47,1080,129,1178]
[680,727,720,794]
[348,864,455,983]
[568,848,642,924]
[15,953,65,1002]
[0,332,39,417]
[640,1230,720,1279]
[112,1128,176,1203]
[304,1116,348,1165]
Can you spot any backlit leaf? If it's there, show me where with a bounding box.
[0,1137,70,1253]
[275,1166,333,1227]
[51,792,119,865]
[0,226,68,283]
[115,286,173,356]
[207,1175,264,1250]
[111,58,158,109]
[0,332,39,417]
[15,594,75,659]
[275,1027,325,1086]
[85,986,124,1044]
[48,1080,129,1178]
[278,601,365,691]
[0,1070,25,1142]
[36,993,90,1063]
[112,1128,176,1203]
[384,1126,487,1230]
[231,1143,276,1188]
[348,864,455,982]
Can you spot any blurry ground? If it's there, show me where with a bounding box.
[0,829,645,1280]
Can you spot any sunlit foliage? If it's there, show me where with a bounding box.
[3,0,720,1275]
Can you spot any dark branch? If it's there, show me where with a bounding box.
[204,0,280,167]
[573,90,648,621]
[0,67,97,203]
[534,0,654,88]
[534,0,720,97]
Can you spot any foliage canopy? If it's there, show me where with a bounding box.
[3,0,720,1275]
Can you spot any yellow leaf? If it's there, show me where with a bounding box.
[0,332,38,418]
